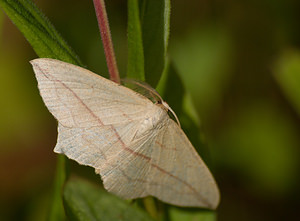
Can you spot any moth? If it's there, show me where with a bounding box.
[31,58,220,209]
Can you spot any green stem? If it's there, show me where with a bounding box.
[143,197,158,219]
[48,155,68,221]
[93,0,120,83]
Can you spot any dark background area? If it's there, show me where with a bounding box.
[1,0,300,220]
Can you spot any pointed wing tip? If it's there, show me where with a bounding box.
[30,59,48,79]
[30,58,53,66]
[30,58,61,78]
[30,59,47,71]
[29,59,38,67]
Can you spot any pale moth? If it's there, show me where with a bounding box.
[31,58,220,209]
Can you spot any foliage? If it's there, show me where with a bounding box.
[0,0,213,220]
[1,0,300,220]
[63,179,154,221]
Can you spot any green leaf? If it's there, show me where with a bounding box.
[0,1,82,220]
[0,0,82,65]
[274,49,300,116]
[47,155,68,221]
[140,0,170,87]
[157,62,184,117]
[63,179,155,221]
[169,207,217,221]
[157,62,207,161]
[127,0,145,81]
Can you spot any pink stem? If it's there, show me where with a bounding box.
[93,0,120,83]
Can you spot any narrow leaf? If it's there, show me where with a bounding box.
[140,0,171,87]
[47,155,67,221]
[0,1,82,220]
[157,62,184,117]
[127,0,145,81]
[157,61,209,166]
[169,207,217,221]
[0,0,82,65]
[63,179,155,221]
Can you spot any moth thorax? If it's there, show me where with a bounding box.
[135,107,168,139]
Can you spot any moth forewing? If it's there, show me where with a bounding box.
[31,58,220,209]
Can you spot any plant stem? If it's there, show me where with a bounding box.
[93,0,120,83]
[48,155,67,221]
[143,197,158,219]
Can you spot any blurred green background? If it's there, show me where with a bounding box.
[1,0,300,220]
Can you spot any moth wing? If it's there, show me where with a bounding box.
[31,58,219,208]
[56,120,155,199]
[147,119,220,209]
[31,58,152,127]
[55,122,135,168]
[99,131,158,199]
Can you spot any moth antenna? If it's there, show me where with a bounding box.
[121,79,162,102]
[121,79,181,127]
[162,101,181,128]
